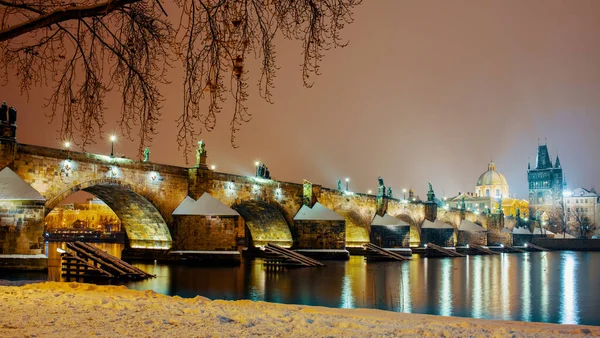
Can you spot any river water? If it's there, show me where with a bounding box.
[2,242,599,326]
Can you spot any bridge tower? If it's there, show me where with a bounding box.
[0,101,17,169]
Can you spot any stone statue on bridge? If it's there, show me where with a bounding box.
[195,140,205,167]
[337,180,342,190]
[377,176,386,197]
[143,147,150,162]
[0,101,7,123]
[427,183,435,202]
[387,187,392,198]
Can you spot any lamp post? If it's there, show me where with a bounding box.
[110,135,117,158]
[345,177,349,191]
[403,189,407,200]
[255,161,260,177]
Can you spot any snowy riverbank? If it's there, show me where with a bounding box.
[0,282,597,337]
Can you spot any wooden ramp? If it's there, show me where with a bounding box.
[62,241,154,281]
[262,243,325,268]
[502,244,526,253]
[526,243,550,252]
[469,243,499,255]
[364,243,411,261]
[425,243,465,257]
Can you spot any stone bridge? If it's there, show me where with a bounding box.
[1,133,494,252]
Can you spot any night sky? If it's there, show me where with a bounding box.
[3,0,600,200]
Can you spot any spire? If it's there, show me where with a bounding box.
[555,155,561,168]
[535,143,552,169]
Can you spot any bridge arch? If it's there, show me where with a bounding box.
[46,179,172,249]
[394,213,421,245]
[232,200,293,248]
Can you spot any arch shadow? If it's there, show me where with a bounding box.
[232,200,293,248]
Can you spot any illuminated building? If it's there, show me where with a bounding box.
[527,142,564,220]
[45,198,120,232]
[446,161,528,217]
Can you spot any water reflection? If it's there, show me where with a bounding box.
[560,254,579,324]
[522,253,532,321]
[8,243,599,326]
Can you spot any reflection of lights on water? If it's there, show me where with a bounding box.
[560,253,579,324]
[339,276,354,309]
[399,262,411,313]
[472,256,482,318]
[439,258,452,316]
[521,253,532,322]
[541,254,549,322]
[501,253,510,318]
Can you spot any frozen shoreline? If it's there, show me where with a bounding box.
[0,282,597,337]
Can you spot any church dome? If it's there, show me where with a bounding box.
[476,162,508,187]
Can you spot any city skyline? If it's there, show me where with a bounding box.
[4,0,600,200]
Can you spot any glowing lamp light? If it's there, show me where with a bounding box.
[210,165,216,170]
[368,190,372,194]
[110,135,117,142]
[466,244,470,249]
[345,178,349,182]
[255,161,260,166]
[64,141,71,149]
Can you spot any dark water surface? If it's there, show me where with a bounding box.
[2,243,599,326]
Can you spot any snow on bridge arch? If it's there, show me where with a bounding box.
[233,200,292,248]
[47,180,172,250]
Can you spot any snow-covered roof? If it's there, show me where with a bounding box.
[172,193,239,216]
[371,214,409,227]
[459,220,485,232]
[293,202,344,221]
[422,219,454,229]
[533,228,555,235]
[0,167,45,201]
[512,227,532,235]
[571,187,597,198]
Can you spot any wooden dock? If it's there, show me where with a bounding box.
[468,243,500,255]
[364,243,411,261]
[425,243,465,257]
[525,243,550,252]
[62,241,154,281]
[262,243,325,268]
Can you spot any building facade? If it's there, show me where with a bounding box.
[45,198,121,232]
[564,187,599,236]
[446,161,528,217]
[527,143,563,220]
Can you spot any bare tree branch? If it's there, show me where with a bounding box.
[1,0,362,159]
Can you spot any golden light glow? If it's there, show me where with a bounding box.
[110,135,117,142]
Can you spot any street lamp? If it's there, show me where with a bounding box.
[368,190,372,194]
[345,177,349,191]
[255,161,260,177]
[403,188,407,200]
[210,165,216,170]
[64,141,71,161]
[110,135,117,158]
